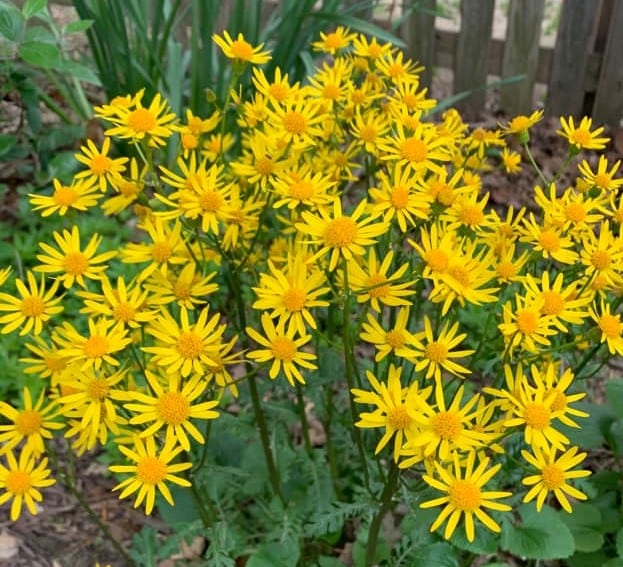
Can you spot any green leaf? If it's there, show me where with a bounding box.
[58,60,101,85]
[408,542,459,567]
[449,522,499,555]
[63,19,93,34]
[246,540,300,567]
[557,401,614,449]
[609,419,623,455]
[501,504,575,560]
[18,40,60,68]
[0,1,24,41]
[23,24,54,43]
[604,559,623,567]
[559,503,604,553]
[607,379,623,414]
[156,485,202,529]
[317,557,344,567]
[22,0,47,19]
[0,134,17,157]
[617,527,623,557]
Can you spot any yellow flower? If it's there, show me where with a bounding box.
[296,199,387,271]
[412,315,474,382]
[143,306,224,378]
[265,97,327,149]
[522,445,591,512]
[0,270,63,336]
[590,300,623,356]
[252,66,299,105]
[110,435,192,515]
[212,31,271,65]
[0,267,12,287]
[34,225,117,289]
[96,89,176,147]
[0,449,55,521]
[0,388,63,459]
[120,370,219,452]
[360,307,419,362]
[578,155,623,192]
[499,109,543,139]
[20,337,71,386]
[104,157,147,215]
[519,214,578,265]
[557,115,609,151]
[74,137,129,191]
[499,294,556,356]
[29,177,101,217]
[352,364,431,462]
[420,451,512,542]
[500,147,521,173]
[145,263,219,311]
[272,163,336,211]
[246,312,317,386]
[311,26,357,55]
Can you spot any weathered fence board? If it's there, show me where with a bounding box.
[402,0,437,89]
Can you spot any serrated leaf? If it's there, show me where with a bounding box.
[409,542,459,567]
[63,19,93,34]
[0,2,24,41]
[501,504,575,560]
[18,40,60,68]
[607,379,623,415]
[22,0,47,19]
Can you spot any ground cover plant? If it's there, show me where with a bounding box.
[1,19,623,567]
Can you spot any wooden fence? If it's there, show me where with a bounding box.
[399,0,623,126]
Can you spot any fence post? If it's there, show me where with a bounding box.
[402,0,437,89]
[453,0,495,119]
[500,0,545,116]
[546,0,601,118]
[592,0,623,126]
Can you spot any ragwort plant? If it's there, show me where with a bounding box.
[1,28,623,566]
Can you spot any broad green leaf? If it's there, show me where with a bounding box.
[557,401,614,449]
[408,542,459,567]
[449,522,499,555]
[609,419,623,455]
[18,40,60,68]
[317,557,343,567]
[156,485,202,528]
[59,60,101,85]
[0,134,17,157]
[617,527,623,557]
[606,379,623,414]
[246,540,300,567]
[603,559,623,567]
[501,504,575,560]
[23,24,54,43]
[22,0,47,19]
[63,19,93,34]
[0,1,24,41]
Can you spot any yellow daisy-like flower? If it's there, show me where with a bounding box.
[272,163,336,211]
[212,31,271,65]
[34,225,117,289]
[74,137,129,192]
[420,451,512,542]
[110,435,192,515]
[519,214,578,265]
[589,300,623,356]
[20,337,71,386]
[499,109,543,140]
[500,147,522,174]
[55,318,132,372]
[0,388,63,459]
[412,315,474,382]
[352,364,431,462]
[578,155,623,192]
[246,312,317,386]
[296,199,387,271]
[29,177,101,217]
[265,97,327,149]
[311,26,357,55]
[145,307,222,377]
[0,270,63,336]
[521,445,591,512]
[120,370,219,452]
[557,115,609,151]
[0,449,55,521]
[360,307,420,362]
[104,157,147,216]
[96,89,176,147]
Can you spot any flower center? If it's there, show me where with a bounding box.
[119,180,140,197]
[174,281,192,300]
[387,63,405,79]
[128,108,157,133]
[44,355,67,373]
[541,464,565,489]
[54,186,78,206]
[283,111,307,135]
[460,205,484,226]
[385,329,405,349]
[268,84,288,101]
[231,38,254,60]
[182,133,198,150]
[84,336,109,359]
[387,406,411,430]
[255,157,274,176]
[496,261,516,280]
[289,180,314,201]
[63,252,89,275]
[565,203,586,223]
[541,291,564,316]
[425,249,448,272]
[539,229,560,252]
[136,456,167,485]
[113,302,136,322]
[366,274,390,299]
[21,296,46,318]
[391,186,410,209]
[591,249,611,270]
[90,155,111,175]
[446,265,470,287]
[599,313,621,337]
[282,288,306,312]
[6,470,32,495]
[199,190,223,212]
[324,217,357,248]
[271,336,296,361]
[510,116,531,131]
[15,409,43,436]
[594,173,612,189]
[322,83,340,100]
[570,129,592,147]
[425,341,448,363]
[524,402,551,430]
[325,32,343,50]
[151,242,172,263]
[86,377,109,400]
[177,332,203,359]
[449,479,481,511]
[432,411,462,440]
[359,125,377,143]
[401,137,427,163]
[516,309,538,334]
[547,389,567,412]
[157,391,191,425]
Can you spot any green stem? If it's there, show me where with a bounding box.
[522,141,548,186]
[324,386,341,499]
[188,476,214,529]
[365,461,399,567]
[295,383,313,455]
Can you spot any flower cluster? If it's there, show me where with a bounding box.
[0,29,619,546]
